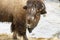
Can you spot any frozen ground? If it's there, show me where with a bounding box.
[0,1,60,38]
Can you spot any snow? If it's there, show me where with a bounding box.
[0,1,60,38]
[0,22,11,34]
[27,2,60,38]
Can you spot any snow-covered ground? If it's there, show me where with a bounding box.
[0,22,11,34]
[27,2,60,38]
[0,1,60,38]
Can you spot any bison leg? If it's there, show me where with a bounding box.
[23,35,28,40]
[13,31,17,40]
[11,23,15,32]
[11,23,17,40]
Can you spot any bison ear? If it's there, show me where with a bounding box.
[23,6,27,10]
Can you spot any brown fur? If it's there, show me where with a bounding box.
[0,0,46,40]
[0,0,27,35]
[0,0,28,40]
[24,0,46,33]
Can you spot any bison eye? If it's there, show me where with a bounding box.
[23,6,27,10]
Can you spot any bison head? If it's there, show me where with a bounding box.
[23,0,46,33]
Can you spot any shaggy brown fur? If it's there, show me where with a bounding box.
[0,0,28,40]
[0,0,46,40]
[24,0,46,33]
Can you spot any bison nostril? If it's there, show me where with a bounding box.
[27,17,34,24]
[28,19,31,24]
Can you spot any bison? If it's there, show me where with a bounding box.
[0,0,46,40]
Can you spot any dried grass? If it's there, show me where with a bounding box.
[0,34,60,40]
